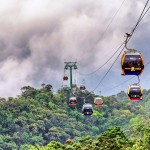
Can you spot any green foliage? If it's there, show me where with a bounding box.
[0,85,150,149]
[31,128,130,150]
[97,127,130,149]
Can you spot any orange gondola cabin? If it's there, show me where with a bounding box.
[127,84,142,101]
[121,50,144,76]
[94,97,103,108]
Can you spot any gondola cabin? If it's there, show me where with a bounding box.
[63,75,68,81]
[80,85,86,91]
[127,84,142,101]
[82,103,93,116]
[69,97,77,106]
[94,97,103,108]
[72,84,77,88]
[121,51,144,75]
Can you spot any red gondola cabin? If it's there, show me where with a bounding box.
[127,84,142,101]
[63,75,68,81]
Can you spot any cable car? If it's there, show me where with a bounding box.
[72,84,77,88]
[80,85,86,91]
[121,50,144,75]
[82,103,93,116]
[127,84,142,101]
[94,97,103,108]
[63,75,68,81]
[69,97,77,106]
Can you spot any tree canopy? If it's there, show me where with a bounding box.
[0,84,150,149]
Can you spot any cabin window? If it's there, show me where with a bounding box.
[124,55,142,68]
[129,88,141,97]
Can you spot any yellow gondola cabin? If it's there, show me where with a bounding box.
[121,50,144,75]
[94,97,103,108]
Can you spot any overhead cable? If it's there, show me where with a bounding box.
[84,0,150,99]
[78,0,127,76]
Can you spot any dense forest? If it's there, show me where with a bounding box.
[0,84,150,149]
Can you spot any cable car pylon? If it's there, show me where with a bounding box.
[64,61,78,107]
[64,61,78,93]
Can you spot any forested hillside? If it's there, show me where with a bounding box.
[0,84,150,149]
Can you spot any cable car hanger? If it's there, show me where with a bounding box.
[124,33,139,53]
[137,75,140,84]
[131,76,140,86]
[124,33,131,51]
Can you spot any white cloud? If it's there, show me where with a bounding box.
[0,58,33,97]
[0,0,149,97]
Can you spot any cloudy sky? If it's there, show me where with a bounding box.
[0,0,149,98]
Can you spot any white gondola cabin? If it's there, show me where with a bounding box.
[82,103,93,116]
[69,97,77,106]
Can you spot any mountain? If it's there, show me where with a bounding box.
[0,84,150,149]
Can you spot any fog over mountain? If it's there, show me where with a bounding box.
[0,0,149,97]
